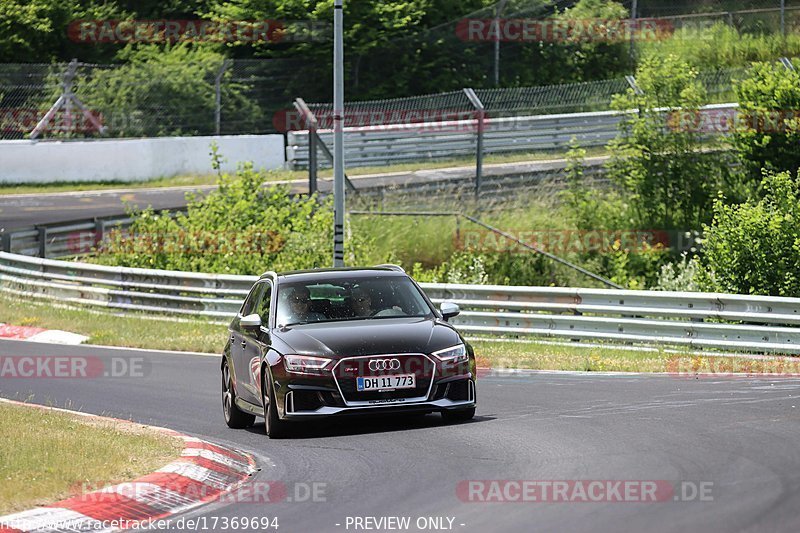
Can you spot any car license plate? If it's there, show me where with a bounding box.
[357,374,416,391]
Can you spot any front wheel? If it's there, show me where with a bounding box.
[222,359,255,429]
[262,367,291,439]
[441,407,475,423]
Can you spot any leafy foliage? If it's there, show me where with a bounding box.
[0,0,124,63]
[552,0,632,81]
[652,253,702,292]
[732,59,800,181]
[605,53,733,230]
[95,162,371,274]
[700,171,800,296]
[76,45,261,137]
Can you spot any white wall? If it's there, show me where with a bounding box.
[0,134,286,183]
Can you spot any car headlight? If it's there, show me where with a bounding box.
[432,344,468,364]
[283,354,332,373]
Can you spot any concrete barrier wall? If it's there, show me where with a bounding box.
[0,134,286,183]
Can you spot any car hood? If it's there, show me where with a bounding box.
[272,316,461,357]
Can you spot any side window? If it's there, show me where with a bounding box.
[256,282,273,323]
[240,282,266,316]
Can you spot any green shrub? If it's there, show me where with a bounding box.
[95,162,371,274]
[606,53,732,231]
[699,170,800,296]
[652,253,702,292]
[733,59,800,181]
[77,45,262,137]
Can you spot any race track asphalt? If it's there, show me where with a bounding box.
[1,339,799,533]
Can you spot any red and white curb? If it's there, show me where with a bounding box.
[0,324,88,345]
[0,399,257,533]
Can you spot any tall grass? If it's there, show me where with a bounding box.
[638,23,800,72]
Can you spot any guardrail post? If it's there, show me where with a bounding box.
[214,59,231,136]
[1,231,10,253]
[95,218,105,252]
[625,75,643,95]
[294,98,319,194]
[313,130,356,192]
[309,130,318,194]
[463,88,485,200]
[37,226,48,258]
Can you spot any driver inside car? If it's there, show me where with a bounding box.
[350,286,374,317]
[351,285,404,317]
[285,285,326,323]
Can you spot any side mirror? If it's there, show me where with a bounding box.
[440,302,460,321]
[240,313,262,329]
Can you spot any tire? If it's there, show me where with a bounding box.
[222,358,255,429]
[441,407,475,423]
[262,367,291,439]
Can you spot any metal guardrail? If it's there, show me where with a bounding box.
[1,215,135,259]
[286,103,738,170]
[287,109,623,170]
[0,252,253,319]
[2,251,799,354]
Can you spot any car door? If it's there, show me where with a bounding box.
[232,281,266,405]
[240,280,272,404]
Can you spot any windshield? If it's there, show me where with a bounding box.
[276,276,433,326]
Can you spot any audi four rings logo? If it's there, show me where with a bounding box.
[369,358,401,371]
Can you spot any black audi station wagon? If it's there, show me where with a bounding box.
[221,266,477,438]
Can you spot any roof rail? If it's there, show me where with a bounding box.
[375,264,405,273]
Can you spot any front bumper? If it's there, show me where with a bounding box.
[273,352,476,420]
[283,396,476,419]
[281,377,476,419]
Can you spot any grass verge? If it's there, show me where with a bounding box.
[0,293,227,353]
[473,339,693,373]
[0,401,182,514]
[0,293,780,374]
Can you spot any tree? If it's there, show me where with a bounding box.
[76,45,262,137]
[605,53,733,230]
[0,0,124,63]
[551,0,633,81]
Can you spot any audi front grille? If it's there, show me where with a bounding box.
[331,354,436,406]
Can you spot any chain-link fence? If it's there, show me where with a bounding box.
[0,59,766,140]
[1,0,797,140]
[301,64,749,128]
[0,58,308,140]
